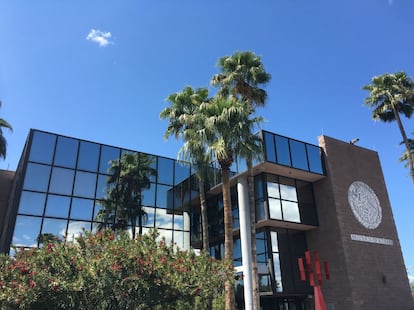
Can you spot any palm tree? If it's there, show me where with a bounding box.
[212,51,271,310]
[399,134,414,170]
[363,72,414,182]
[201,96,263,310]
[0,100,13,160]
[211,51,271,107]
[160,86,211,252]
[97,152,156,239]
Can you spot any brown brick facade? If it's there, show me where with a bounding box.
[307,136,413,310]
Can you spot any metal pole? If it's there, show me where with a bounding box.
[238,176,253,310]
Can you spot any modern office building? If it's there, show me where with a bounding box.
[0,128,412,310]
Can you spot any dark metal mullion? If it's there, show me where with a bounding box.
[62,138,80,242]
[273,133,278,164]
[265,230,278,294]
[287,137,293,169]
[38,133,58,246]
[277,176,285,221]
[87,144,103,232]
[171,160,176,244]
[304,144,311,172]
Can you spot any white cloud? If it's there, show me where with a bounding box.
[63,221,89,242]
[408,273,414,284]
[86,29,113,47]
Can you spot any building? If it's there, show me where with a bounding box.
[0,128,412,310]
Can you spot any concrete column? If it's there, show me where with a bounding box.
[183,211,191,250]
[237,176,253,310]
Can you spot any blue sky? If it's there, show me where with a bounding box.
[0,1,413,281]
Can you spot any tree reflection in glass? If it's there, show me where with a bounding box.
[95,152,156,239]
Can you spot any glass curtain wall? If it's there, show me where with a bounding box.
[11,130,193,252]
[255,173,318,226]
[262,130,325,175]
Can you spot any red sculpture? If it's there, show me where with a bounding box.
[298,251,330,310]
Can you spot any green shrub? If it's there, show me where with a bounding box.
[0,230,232,309]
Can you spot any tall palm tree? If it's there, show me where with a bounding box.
[399,134,414,170]
[363,72,414,182]
[0,100,13,160]
[201,96,263,310]
[97,152,156,239]
[211,51,271,107]
[212,51,271,310]
[160,86,211,252]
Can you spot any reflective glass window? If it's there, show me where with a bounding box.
[29,131,56,164]
[147,155,157,182]
[96,174,109,199]
[290,140,308,171]
[74,171,97,198]
[307,144,324,174]
[157,157,174,185]
[264,132,276,162]
[70,198,94,221]
[257,254,267,265]
[93,201,113,224]
[255,200,265,221]
[49,167,74,195]
[54,136,78,168]
[12,215,42,247]
[183,212,190,231]
[175,162,190,185]
[271,231,279,252]
[259,275,272,293]
[174,214,184,230]
[173,230,185,249]
[275,136,291,166]
[273,253,283,292]
[18,191,46,215]
[155,208,173,229]
[143,207,155,227]
[99,145,120,174]
[282,201,300,222]
[77,141,100,172]
[279,184,297,201]
[267,182,280,198]
[233,239,242,267]
[23,163,51,192]
[156,184,172,209]
[232,207,240,229]
[41,218,68,239]
[256,234,266,254]
[142,183,155,206]
[269,198,282,220]
[45,195,70,218]
[67,221,91,241]
[254,176,264,200]
[157,229,173,245]
[173,182,189,209]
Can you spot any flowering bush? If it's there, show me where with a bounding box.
[0,230,232,309]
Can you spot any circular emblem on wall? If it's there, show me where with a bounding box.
[347,181,382,229]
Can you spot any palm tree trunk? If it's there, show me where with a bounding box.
[198,177,210,253]
[222,166,236,310]
[390,95,414,182]
[138,215,143,236]
[131,214,136,240]
[247,159,260,310]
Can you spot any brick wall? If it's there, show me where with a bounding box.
[307,136,413,310]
